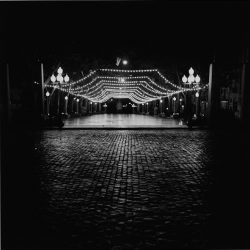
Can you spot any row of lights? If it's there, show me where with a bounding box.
[71,80,170,98]
[45,66,205,104]
[45,91,80,102]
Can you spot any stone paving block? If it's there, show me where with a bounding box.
[22,129,249,249]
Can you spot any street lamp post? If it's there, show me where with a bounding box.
[182,67,201,121]
[195,91,199,117]
[179,98,183,117]
[90,102,92,113]
[50,67,70,116]
[46,91,50,116]
[64,95,68,115]
[76,98,79,114]
[160,99,163,114]
[103,103,107,113]
[132,104,136,113]
[173,96,177,114]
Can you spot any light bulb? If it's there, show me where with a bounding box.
[50,74,56,83]
[189,67,194,75]
[57,67,63,74]
[188,75,195,84]
[64,74,69,83]
[182,75,187,83]
[195,75,200,83]
[57,74,63,83]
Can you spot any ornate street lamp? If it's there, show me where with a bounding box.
[182,67,200,86]
[173,96,177,114]
[50,67,70,115]
[182,67,201,120]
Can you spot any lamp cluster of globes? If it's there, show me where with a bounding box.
[182,67,200,98]
[46,67,79,102]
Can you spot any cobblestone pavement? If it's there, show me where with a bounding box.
[3,129,250,250]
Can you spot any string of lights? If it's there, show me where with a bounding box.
[45,67,208,104]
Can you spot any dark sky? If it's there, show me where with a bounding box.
[1,1,249,84]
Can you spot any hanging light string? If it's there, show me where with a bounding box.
[45,67,208,104]
[70,80,172,97]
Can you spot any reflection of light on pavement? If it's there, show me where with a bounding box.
[64,114,185,128]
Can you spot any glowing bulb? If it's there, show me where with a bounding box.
[50,74,56,83]
[189,67,194,75]
[188,75,195,84]
[195,75,200,83]
[57,74,63,83]
[173,97,176,101]
[182,75,187,83]
[57,67,63,74]
[46,91,50,97]
[77,99,79,102]
[122,60,128,65]
[195,92,199,98]
[65,96,68,100]
[180,98,183,102]
[64,74,69,83]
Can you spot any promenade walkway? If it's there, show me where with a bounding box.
[64,114,185,128]
[3,129,249,250]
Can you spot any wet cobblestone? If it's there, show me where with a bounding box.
[4,129,249,250]
[33,130,216,249]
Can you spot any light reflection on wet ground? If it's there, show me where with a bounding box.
[4,129,249,250]
[64,114,184,128]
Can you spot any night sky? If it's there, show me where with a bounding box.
[1,1,249,85]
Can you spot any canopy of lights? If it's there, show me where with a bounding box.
[45,67,208,104]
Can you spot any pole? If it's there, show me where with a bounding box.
[47,97,49,115]
[41,63,45,117]
[208,63,213,124]
[196,98,198,116]
[6,64,11,123]
[65,98,68,115]
[76,101,79,114]
[79,99,83,115]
